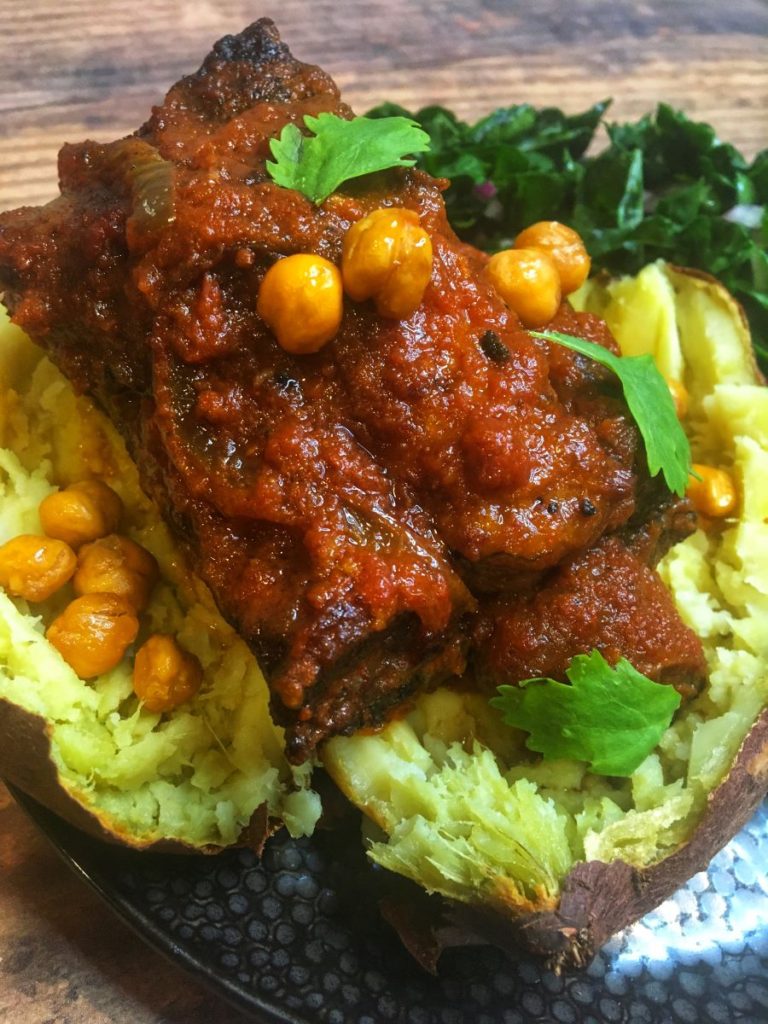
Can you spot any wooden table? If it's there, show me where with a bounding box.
[0,2,765,1021]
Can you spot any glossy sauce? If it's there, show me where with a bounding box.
[0,20,705,759]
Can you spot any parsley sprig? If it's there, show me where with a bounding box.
[531,329,692,497]
[490,651,682,777]
[267,113,430,205]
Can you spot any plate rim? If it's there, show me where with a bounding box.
[8,782,310,1024]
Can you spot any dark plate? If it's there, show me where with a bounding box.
[10,785,768,1024]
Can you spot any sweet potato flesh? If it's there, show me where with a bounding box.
[0,21,703,760]
[324,263,768,906]
[0,317,320,848]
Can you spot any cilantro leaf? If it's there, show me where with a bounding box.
[489,651,682,777]
[530,329,692,496]
[266,114,431,205]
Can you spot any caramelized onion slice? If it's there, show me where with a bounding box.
[98,138,176,241]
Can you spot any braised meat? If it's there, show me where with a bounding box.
[0,19,704,759]
[474,536,707,699]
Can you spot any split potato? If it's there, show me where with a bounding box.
[322,261,768,968]
[1,262,766,969]
[0,306,320,850]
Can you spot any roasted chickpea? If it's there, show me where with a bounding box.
[687,465,738,519]
[667,379,689,419]
[74,534,159,613]
[133,634,203,713]
[485,248,562,328]
[342,207,433,319]
[39,479,123,549]
[513,221,591,296]
[46,593,139,678]
[0,535,76,602]
[257,253,343,354]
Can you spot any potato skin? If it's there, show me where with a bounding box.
[13,702,766,970]
[0,697,257,854]
[667,264,765,385]
[0,263,764,967]
[3,623,768,966]
[538,708,768,966]
[382,707,768,972]
[427,269,768,968]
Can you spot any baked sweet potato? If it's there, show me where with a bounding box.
[0,309,320,850]
[1,258,765,963]
[322,262,768,969]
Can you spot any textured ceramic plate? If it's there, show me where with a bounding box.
[10,786,768,1024]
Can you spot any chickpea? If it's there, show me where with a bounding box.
[513,221,591,296]
[39,479,123,549]
[666,378,689,419]
[74,534,159,613]
[46,593,139,678]
[257,253,343,354]
[485,248,561,328]
[687,465,738,519]
[133,634,203,713]
[342,207,433,319]
[0,535,76,602]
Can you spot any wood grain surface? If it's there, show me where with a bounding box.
[0,2,766,1022]
[0,0,766,211]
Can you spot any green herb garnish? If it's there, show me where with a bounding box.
[490,651,682,777]
[369,101,768,367]
[266,113,430,205]
[531,329,692,496]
